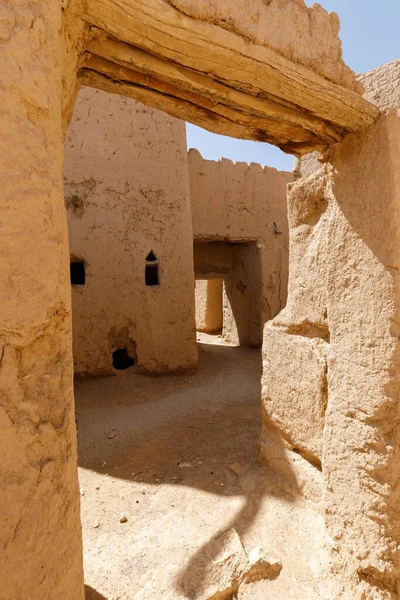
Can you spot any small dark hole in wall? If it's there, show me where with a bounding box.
[112,348,135,370]
[70,261,85,285]
[145,264,159,286]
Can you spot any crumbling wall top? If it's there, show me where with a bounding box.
[358,59,400,112]
[166,0,360,92]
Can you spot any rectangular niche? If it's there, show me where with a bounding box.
[145,250,159,286]
[70,260,85,285]
[145,264,159,286]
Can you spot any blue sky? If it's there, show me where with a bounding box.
[186,1,399,171]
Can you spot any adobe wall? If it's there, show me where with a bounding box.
[189,150,293,345]
[0,2,85,598]
[64,87,198,377]
[261,62,400,598]
[358,59,400,111]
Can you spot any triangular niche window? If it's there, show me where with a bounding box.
[145,250,157,262]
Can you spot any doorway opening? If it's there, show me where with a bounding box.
[193,240,264,349]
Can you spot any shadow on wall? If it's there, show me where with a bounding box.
[76,341,300,596]
[223,242,264,347]
[85,585,108,600]
[194,240,264,347]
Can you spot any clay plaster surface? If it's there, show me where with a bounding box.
[0,1,84,598]
[322,111,400,600]
[64,87,197,377]
[358,59,400,112]
[195,279,224,333]
[262,60,400,598]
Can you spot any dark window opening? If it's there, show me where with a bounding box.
[145,250,157,262]
[145,264,159,286]
[70,261,85,285]
[112,348,135,370]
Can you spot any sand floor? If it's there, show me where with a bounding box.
[77,333,327,600]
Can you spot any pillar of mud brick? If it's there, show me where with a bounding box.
[195,279,223,333]
[262,82,400,596]
[0,2,84,598]
[322,109,400,599]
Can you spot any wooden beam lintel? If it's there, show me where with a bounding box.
[83,0,380,147]
[79,68,327,156]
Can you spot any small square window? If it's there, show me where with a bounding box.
[70,261,85,285]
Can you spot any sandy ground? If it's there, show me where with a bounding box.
[77,333,327,600]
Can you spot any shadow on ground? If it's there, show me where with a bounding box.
[76,338,299,597]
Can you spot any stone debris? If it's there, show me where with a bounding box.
[119,514,128,523]
[93,520,100,529]
[242,547,282,584]
[180,528,248,600]
[180,529,282,600]
[228,462,246,476]
[178,461,192,468]
[108,431,117,439]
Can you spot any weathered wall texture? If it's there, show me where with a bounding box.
[195,279,223,333]
[359,59,400,112]
[189,149,292,346]
[221,242,265,347]
[0,1,85,598]
[64,87,197,377]
[167,0,358,92]
[262,62,400,598]
[294,60,400,182]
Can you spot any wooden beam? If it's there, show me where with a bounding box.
[80,69,321,155]
[82,50,345,155]
[85,34,345,145]
[82,0,379,154]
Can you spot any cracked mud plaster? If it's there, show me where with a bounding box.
[0,1,85,598]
